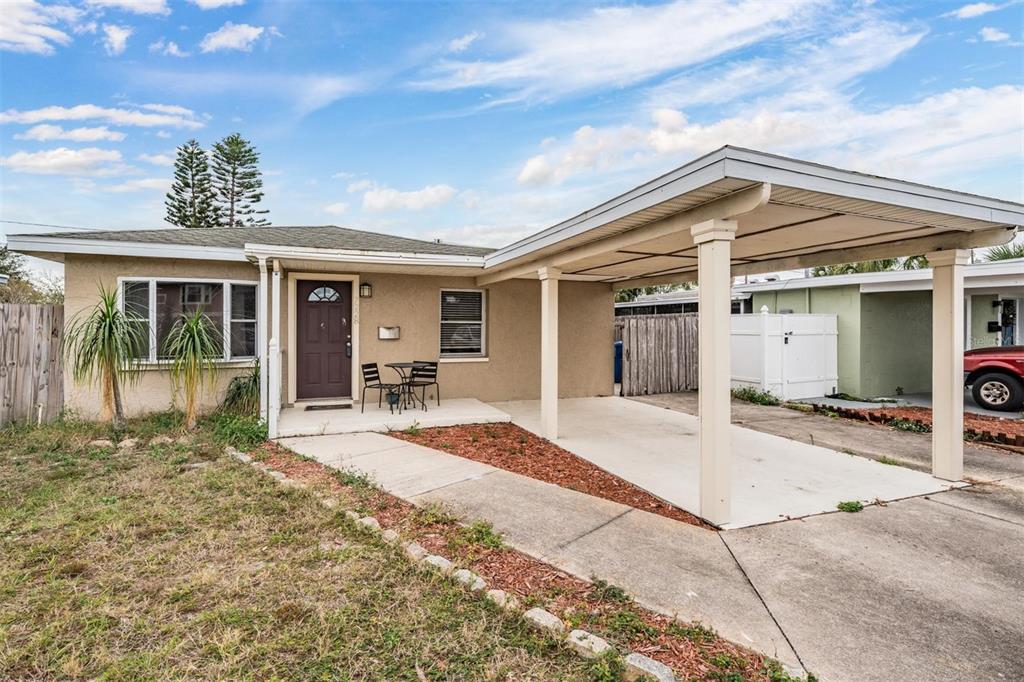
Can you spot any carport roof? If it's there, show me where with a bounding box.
[480,146,1024,286]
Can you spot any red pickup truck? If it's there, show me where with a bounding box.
[965,346,1024,411]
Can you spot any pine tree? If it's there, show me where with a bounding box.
[164,139,216,229]
[210,133,270,227]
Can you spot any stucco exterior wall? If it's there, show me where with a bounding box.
[859,291,932,397]
[63,254,258,419]
[63,255,614,419]
[278,271,614,404]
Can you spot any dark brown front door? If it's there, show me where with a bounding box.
[296,280,352,400]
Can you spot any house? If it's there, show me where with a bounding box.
[10,145,1023,527]
[615,258,1024,397]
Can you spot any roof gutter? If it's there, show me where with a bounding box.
[5,234,247,262]
[243,243,486,267]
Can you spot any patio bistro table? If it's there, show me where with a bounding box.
[386,361,430,411]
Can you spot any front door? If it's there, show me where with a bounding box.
[296,280,352,399]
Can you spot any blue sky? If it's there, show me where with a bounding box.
[1,0,1022,262]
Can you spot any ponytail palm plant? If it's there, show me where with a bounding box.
[164,309,222,429]
[64,284,145,427]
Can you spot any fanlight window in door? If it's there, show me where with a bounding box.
[308,286,341,303]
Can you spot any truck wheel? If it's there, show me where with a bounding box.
[971,373,1024,412]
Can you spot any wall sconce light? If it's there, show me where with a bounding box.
[359,283,373,298]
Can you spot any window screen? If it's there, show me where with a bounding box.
[123,281,150,359]
[440,290,484,357]
[230,284,257,358]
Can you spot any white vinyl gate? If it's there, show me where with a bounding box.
[731,312,838,400]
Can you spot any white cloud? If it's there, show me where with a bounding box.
[323,201,349,215]
[947,3,1002,19]
[84,0,169,16]
[139,103,195,116]
[200,22,273,52]
[102,24,132,56]
[189,0,245,8]
[979,26,1010,42]
[155,130,172,138]
[0,0,77,55]
[14,124,126,142]
[0,104,204,129]
[448,31,481,53]
[104,178,169,192]
[346,179,375,193]
[517,85,1024,189]
[138,152,173,166]
[360,184,457,211]
[415,0,823,102]
[149,37,189,57]
[0,147,128,176]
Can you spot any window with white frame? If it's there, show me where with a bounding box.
[120,279,257,362]
[439,289,485,357]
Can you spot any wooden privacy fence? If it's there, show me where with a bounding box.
[1,304,64,426]
[615,313,699,396]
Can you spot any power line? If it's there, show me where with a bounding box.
[0,219,110,232]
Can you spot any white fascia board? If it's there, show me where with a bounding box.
[5,234,247,262]
[722,147,1024,225]
[862,273,1024,294]
[483,150,730,269]
[244,243,485,268]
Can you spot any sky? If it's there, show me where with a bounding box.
[1,0,1022,273]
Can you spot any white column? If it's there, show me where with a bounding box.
[539,266,560,440]
[692,218,738,527]
[268,260,282,438]
[928,249,969,481]
[257,257,269,421]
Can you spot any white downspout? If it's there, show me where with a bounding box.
[268,260,282,438]
[257,257,269,421]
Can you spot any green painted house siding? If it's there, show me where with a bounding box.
[859,291,932,397]
[969,294,1000,349]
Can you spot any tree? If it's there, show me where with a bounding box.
[0,247,64,304]
[210,133,270,227]
[811,256,927,277]
[615,282,692,303]
[64,284,145,426]
[983,241,1024,262]
[1,245,29,279]
[163,309,222,429]
[165,139,216,229]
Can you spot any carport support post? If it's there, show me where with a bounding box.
[268,260,282,439]
[692,218,738,526]
[928,249,969,481]
[539,267,560,440]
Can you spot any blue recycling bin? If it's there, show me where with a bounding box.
[614,340,623,383]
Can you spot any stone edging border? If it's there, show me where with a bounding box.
[224,445,676,682]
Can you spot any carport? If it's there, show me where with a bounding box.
[477,146,1023,526]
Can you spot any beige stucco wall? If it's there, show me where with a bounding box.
[63,256,615,418]
[63,255,258,419]
[278,271,614,405]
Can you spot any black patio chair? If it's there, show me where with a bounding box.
[361,362,401,414]
[408,360,440,410]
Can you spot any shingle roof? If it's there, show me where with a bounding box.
[33,225,493,257]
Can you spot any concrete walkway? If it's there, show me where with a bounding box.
[496,397,961,529]
[278,426,1024,681]
[277,431,804,672]
[277,398,510,438]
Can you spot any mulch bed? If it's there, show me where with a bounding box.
[391,422,712,529]
[827,405,1024,446]
[254,442,783,680]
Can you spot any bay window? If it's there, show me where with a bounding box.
[120,278,257,362]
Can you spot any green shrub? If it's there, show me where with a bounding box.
[888,418,930,433]
[731,387,781,406]
[221,362,260,415]
[205,412,267,451]
[836,500,864,513]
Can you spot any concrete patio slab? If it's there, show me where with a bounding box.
[723,497,1024,682]
[277,398,510,438]
[497,397,962,528]
[927,483,1024,526]
[633,392,1024,485]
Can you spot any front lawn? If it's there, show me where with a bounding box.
[0,415,593,680]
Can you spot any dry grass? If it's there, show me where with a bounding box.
[0,414,595,681]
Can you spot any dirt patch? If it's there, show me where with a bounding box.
[390,422,711,529]
[259,442,793,681]
[835,405,1024,446]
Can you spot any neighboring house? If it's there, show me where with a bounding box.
[614,258,1024,398]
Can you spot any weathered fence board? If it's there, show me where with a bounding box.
[615,313,698,396]
[1,304,64,426]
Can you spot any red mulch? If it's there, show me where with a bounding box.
[390,422,712,529]
[844,405,1024,445]
[253,442,779,680]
